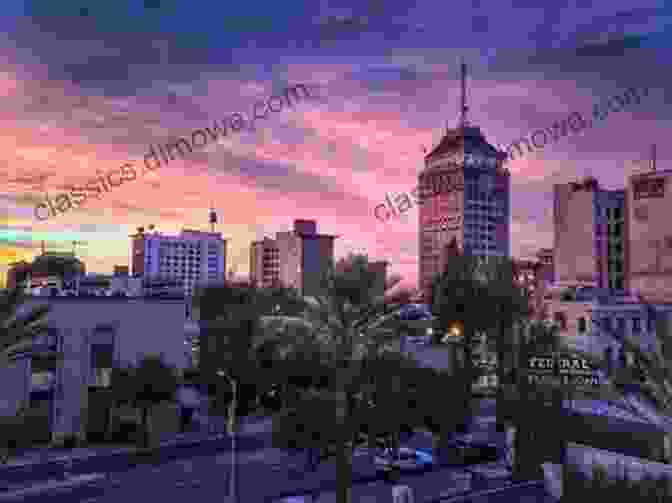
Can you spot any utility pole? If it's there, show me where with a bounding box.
[217,369,238,503]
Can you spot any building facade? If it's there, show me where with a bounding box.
[418,63,510,299]
[9,252,85,294]
[6,260,32,290]
[0,298,191,441]
[536,248,554,283]
[553,178,627,292]
[628,168,672,302]
[369,260,389,299]
[131,228,226,297]
[419,127,510,297]
[275,220,337,297]
[249,237,280,288]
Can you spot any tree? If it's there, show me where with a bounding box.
[479,257,531,431]
[353,352,457,461]
[577,300,672,420]
[0,287,52,367]
[430,246,492,430]
[255,284,306,317]
[110,355,178,447]
[265,253,430,503]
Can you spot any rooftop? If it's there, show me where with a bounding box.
[425,126,505,161]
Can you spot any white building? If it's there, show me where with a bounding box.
[0,297,193,442]
[131,227,226,297]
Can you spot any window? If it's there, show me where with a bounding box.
[553,312,568,330]
[648,317,656,333]
[617,318,626,331]
[632,317,641,333]
[602,317,612,331]
[578,317,587,334]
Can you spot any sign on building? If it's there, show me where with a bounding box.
[524,353,602,388]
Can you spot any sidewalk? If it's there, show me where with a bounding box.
[0,415,273,469]
[0,473,106,502]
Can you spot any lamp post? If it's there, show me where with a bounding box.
[217,369,238,503]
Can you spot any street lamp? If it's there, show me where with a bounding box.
[216,369,238,503]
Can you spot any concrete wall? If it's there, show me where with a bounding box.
[277,232,302,292]
[542,299,594,336]
[567,442,672,483]
[628,171,672,302]
[554,185,596,285]
[20,298,188,440]
[0,358,30,417]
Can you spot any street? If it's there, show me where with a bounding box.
[8,397,660,502]
[0,400,524,503]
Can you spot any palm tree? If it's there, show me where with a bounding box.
[430,245,493,430]
[0,287,51,367]
[479,257,531,431]
[265,253,415,503]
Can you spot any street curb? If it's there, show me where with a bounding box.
[0,419,271,471]
[0,425,268,485]
[0,435,225,469]
[266,455,512,502]
[0,473,106,501]
[431,480,546,503]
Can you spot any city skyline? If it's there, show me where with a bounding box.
[0,2,666,290]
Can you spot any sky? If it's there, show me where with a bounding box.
[0,0,669,289]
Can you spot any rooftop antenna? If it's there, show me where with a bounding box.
[652,144,657,171]
[459,58,469,131]
[209,203,217,233]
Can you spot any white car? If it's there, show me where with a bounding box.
[374,447,434,471]
[406,335,430,345]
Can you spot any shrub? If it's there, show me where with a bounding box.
[562,462,672,501]
[61,434,79,449]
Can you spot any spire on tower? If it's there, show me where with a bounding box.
[209,203,217,232]
[459,58,469,130]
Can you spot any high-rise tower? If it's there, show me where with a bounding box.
[418,61,511,299]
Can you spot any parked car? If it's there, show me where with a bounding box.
[443,440,503,465]
[374,447,434,472]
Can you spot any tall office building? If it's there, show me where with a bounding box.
[535,248,554,283]
[7,260,32,290]
[628,167,672,302]
[553,177,627,292]
[131,226,226,297]
[275,219,338,297]
[418,62,510,298]
[249,237,280,288]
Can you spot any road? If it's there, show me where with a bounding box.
[15,395,666,502]
[4,399,521,503]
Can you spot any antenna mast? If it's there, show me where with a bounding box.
[209,202,217,233]
[459,59,469,130]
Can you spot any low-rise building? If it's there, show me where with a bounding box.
[0,297,191,443]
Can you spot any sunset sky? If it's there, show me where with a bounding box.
[0,0,668,289]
